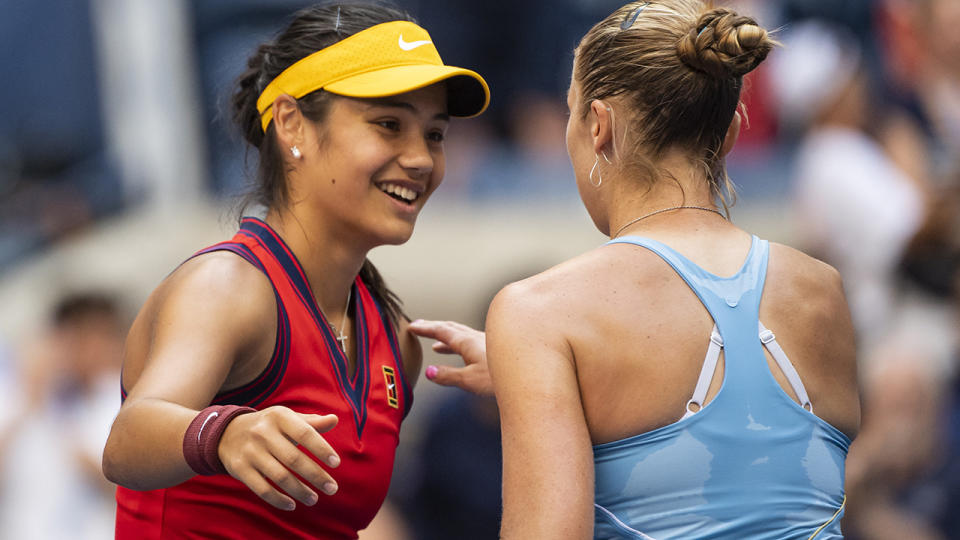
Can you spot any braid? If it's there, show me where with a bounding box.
[574,0,779,210]
[677,8,773,79]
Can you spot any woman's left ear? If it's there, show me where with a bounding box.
[272,94,305,149]
[720,110,742,157]
[589,100,614,155]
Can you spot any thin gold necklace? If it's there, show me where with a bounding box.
[612,205,725,238]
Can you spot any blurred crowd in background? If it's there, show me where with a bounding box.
[1,0,959,538]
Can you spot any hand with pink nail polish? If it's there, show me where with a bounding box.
[407,320,492,396]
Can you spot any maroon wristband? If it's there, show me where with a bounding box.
[183,405,256,476]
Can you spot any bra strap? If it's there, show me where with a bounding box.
[681,325,724,420]
[681,322,814,418]
[759,322,813,412]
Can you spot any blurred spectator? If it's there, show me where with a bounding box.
[190,0,314,197]
[412,0,616,139]
[416,0,629,202]
[770,18,958,540]
[399,391,502,540]
[772,21,929,344]
[0,341,19,474]
[915,0,960,175]
[0,0,124,270]
[463,92,576,202]
[888,173,960,538]
[876,0,960,182]
[901,181,960,301]
[780,0,879,67]
[0,292,125,540]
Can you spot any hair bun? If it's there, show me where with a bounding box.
[677,8,773,79]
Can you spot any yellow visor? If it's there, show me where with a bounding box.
[257,20,490,131]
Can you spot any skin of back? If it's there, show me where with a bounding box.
[494,233,858,448]
[488,225,858,538]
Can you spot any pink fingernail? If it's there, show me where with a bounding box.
[412,319,424,324]
[425,365,438,380]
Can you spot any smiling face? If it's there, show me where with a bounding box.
[288,84,449,247]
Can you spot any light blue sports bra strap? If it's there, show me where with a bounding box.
[606,235,770,324]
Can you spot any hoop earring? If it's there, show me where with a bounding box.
[589,154,603,187]
[290,146,302,159]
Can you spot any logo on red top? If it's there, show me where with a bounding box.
[382,366,399,409]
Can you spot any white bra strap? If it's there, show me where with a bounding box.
[758,321,813,412]
[682,325,723,420]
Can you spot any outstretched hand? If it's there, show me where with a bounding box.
[218,406,340,511]
[408,319,492,396]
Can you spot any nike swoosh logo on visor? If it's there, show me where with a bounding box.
[197,411,219,442]
[398,35,432,51]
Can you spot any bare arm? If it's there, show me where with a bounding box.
[102,254,340,510]
[815,263,860,439]
[767,244,860,440]
[487,284,594,539]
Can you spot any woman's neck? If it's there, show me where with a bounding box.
[605,153,721,238]
[264,208,366,314]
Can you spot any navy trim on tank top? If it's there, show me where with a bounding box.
[238,217,372,438]
[372,299,414,419]
[198,242,291,407]
[352,289,371,436]
[120,241,290,406]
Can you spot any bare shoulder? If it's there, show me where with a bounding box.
[764,242,859,438]
[174,248,269,288]
[123,251,277,401]
[486,247,628,354]
[765,242,847,318]
[488,249,601,323]
[763,242,853,349]
[152,251,276,331]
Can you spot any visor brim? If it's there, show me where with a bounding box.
[324,64,490,118]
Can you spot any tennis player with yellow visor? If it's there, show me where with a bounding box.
[257,20,490,131]
[107,9,493,539]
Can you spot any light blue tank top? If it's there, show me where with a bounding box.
[594,235,850,540]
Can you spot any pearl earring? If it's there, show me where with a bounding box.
[290,146,302,159]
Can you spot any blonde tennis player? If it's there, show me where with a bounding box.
[414,1,860,538]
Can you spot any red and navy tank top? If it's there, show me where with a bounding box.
[115,217,413,539]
